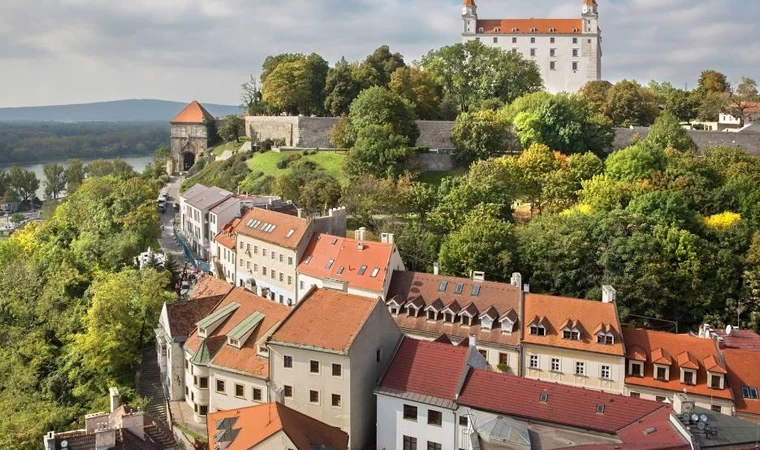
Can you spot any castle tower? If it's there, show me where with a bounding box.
[462,0,477,35]
[581,0,602,81]
[169,101,216,174]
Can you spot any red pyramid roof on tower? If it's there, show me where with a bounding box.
[170,101,216,124]
[584,0,597,4]
[464,0,476,6]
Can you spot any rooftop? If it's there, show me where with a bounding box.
[714,327,760,352]
[270,289,381,354]
[207,402,348,450]
[234,207,311,250]
[523,293,624,356]
[170,100,216,124]
[476,18,584,35]
[189,274,234,300]
[622,328,731,400]
[722,349,760,417]
[298,233,397,293]
[165,295,222,338]
[181,184,234,212]
[673,406,760,448]
[215,218,240,250]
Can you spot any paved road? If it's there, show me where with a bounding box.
[158,176,189,266]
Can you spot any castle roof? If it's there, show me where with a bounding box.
[170,100,216,124]
[477,18,583,35]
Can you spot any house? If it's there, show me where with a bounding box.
[170,101,216,174]
[268,288,403,450]
[385,270,524,375]
[375,337,487,450]
[670,393,760,449]
[713,325,760,352]
[462,0,602,93]
[622,328,733,414]
[182,287,291,423]
[155,275,231,401]
[206,402,348,450]
[521,286,626,393]
[212,218,240,283]
[43,388,175,450]
[179,184,234,259]
[296,229,405,303]
[722,349,760,423]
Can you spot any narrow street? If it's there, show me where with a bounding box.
[158,175,189,266]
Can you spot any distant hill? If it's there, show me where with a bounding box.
[0,99,241,122]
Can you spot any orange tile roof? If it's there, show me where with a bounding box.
[298,233,397,293]
[234,208,310,250]
[184,287,290,378]
[270,289,381,354]
[723,349,760,416]
[627,345,647,362]
[207,402,348,450]
[477,18,583,35]
[522,294,624,356]
[622,328,732,400]
[215,218,240,250]
[463,0,476,6]
[170,100,216,124]
[190,274,234,299]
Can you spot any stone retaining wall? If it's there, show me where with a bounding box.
[613,127,760,154]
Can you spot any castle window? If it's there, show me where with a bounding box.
[478,27,484,33]
[511,27,518,32]
[530,27,537,33]
[530,37,535,44]
[573,37,578,44]
[573,48,579,57]
[550,62,556,70]
[494,27,500,32]
[549,27,556,33]
[550,37,555,43]
[493,37,498,44]
[572,62,578,71]
[512,37,517,43]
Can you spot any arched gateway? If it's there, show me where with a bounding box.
[169,101,216,174]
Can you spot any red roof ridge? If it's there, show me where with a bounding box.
[170,100,216,124]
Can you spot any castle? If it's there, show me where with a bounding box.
[461,0,602,93]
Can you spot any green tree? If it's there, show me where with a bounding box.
[43,163,66,200]
[439,205,515,281]
[450,109,511,164]
[345,124,413,179]
[605,142,666,182]
[627,190,698,230]
[86,159,136,178]
[736,77,759,101]
[324,58,362,116]
[348,86,419,144]
[515,144,562,214]
[217,115,244,142]
[421,40,542,113]
[9,213,24,226]
[578,80,612,112]
[663,88,699,122]
[388,66,441,120]
[697,70,730,95]
[644,112,697,152]
[604,80,660,127]
[328,115,354,149]
[358,45,406,87]
[696,92,730,121]
[65,159,85,193]
[8,166,39,204]
[261,53,329,116]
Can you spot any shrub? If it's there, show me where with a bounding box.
[704,212,742,230]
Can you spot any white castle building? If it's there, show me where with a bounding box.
[462,0,602,94]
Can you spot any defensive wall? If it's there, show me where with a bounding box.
[613,127,760,154]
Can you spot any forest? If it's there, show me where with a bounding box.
[0,122,168,164]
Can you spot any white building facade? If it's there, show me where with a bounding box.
[179,184,233,260]
[462,0,602,93]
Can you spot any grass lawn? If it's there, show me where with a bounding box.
[417,168,466,187]
[210,141,243,157]
[247,150,347,183]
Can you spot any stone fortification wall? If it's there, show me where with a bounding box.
[613,127,760,154]
[416,121,456,150]
[245,116,300,146]
[298,117,339,148]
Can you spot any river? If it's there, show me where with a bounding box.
[0,155,154,199]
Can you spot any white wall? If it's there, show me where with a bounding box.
[376,395,457,450]
[236,235,301,305]
[208,367,269,413]
[522,344,625,393]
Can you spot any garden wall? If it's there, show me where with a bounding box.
[613,127,760,154]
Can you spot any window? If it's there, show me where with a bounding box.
[283,385,293,398]
[288,276,292,285]
[403,436,417,450]
[279,254,284,263]
[254,245,259,255]
[427,443,442,450]
[551,358,561,372]
[283,355,293,368]
[254,264,258,272]
[288,256,293,265]
[216,379,226,393]
[303,255,311,264]
[529,355,539,369]
[683,370,695,385]
[309,390,320,404]
[511,37,517,43]
[530,37,535,43]
[630,392,640,398]
[376,348,382,363]
[630,361,644,377]
[239,241,244,250]
[326,259,335,269]
[427,310,437,321]
[655,395,666,403]
[573,37,578,44]
[530,324,546,336]
[279,273,283,282]
[358,265,367,275]
[530,48,536,57]
[550,61,556,70]
[444,312,454,323]
[471,285,481,296]
[499,353,508,366]
[310,360,320,374]
[493,37,498,43]
[300,281,304,290]
[428,409,443,426]
[479,349,487,359]
[459,416,469,426]
[539,393,548,403]
[573,48,579,57]
[601,365,611,380]
[262,267,267,276]
[403,404,418,421]
[332,394,342,407]
[438,281,448,292]
[596,404,605,414]
[656,366,668,381]
[185,359,189,370]
[332,363,342,377]
[711,405,722,413]
[550,37,555,43]
[575,361,585,376]
[199,377,208,389]
[253,388,262,401]
[562,329,579,340]
[235,384,244,398]
[572,62,578,71]
[741,386,759,399]
[550,48,556,57]
[462,315,471,326]
[337,266,344,275]
[370,267,380,277]
[262,248,267,256]
[270,251,275,260]
[199,405,208,416]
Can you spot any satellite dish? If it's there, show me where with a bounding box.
[700,414,708,423]
[726,324,733,336]
[61,441,69,448]
[682,413,691,423]
[691,414,700,423]
[697,421,706,430]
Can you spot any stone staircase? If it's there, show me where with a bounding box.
[138,347,177,449]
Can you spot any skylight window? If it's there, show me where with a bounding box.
[370,267,380,278]
[304,255,312,265]
[471,285,481,296]
[539,393,548,403]
[261,223,270,232]
[439,281,448,292]
[247,219,255,227]
[454,283,464,294]
[358,265,367,275]
[285,229,295,238]
[337,266,344,275]
[596,404,605,414]
[269,225,276,233]
[326,259,335,269]
[742,386,759,399]
[252,220,261,228]
[331,238,338,245]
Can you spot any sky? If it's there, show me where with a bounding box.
[0,0,758,107]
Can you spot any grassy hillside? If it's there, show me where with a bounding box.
[210,141,243,157]
[247,150,347,183]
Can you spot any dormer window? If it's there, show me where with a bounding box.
[741,386,759,399]
[530,324,546,336]
[444,312,455,323]
[573,27,579,33]
[461,316,471,326]
[511,27,518,32]
[562,329,580,340]
[229,338,240,348]
[596,332,614,345]
[478,27,484,33]
[427,310,437,321]
[258,345,269,356]
[481,316,493,331]
[629,361,644,377]
[654,365,669,382]
[494,27,500,32]
[681,368,697,385]
[408,305,419,317]
[389,306,399,315]
[530,27,537,33]
[198,327,207,338]
[709,373,724,390]
[549,27,556,32]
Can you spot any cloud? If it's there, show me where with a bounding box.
[0,0,757,106]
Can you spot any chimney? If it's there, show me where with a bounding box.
[510,272,522,288]
[381,232,394,245]
[602,285,616,303]
[297,208,304,218]
[523,284,530,293]
[357,241,364,251]
[468,334,477,348]
[472,271,485,282]
[433,262,439,276]
[354,227,366,242]
[672,393,695,415]
[43,431,56,450]
[109,387,120,413]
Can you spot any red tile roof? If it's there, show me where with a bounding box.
[477,18,583,35]
[207,402,348,450]
[234,207,311,250]
[715,328,760,352]
[170,100,216,124]
[387,271,522,348]
[184,287,290,378]
[190,275,234,300]
[215,218,240,250]
[379,337,470,401]
[622,328,732,400]
[298,233,397,293]
[723,349,760,417]
[166,296,222,338]
[270,289,381,354]
[458,369,668,435]
[523,294,624,356]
